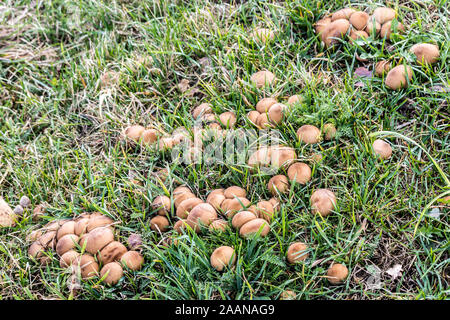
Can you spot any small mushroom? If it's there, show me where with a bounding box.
[219,111,237,128]
[410,43,440,65]
[373,7,396,24]
[267,103,287,125]
[310,189,336,217]
[222,197,251,218]
[380,20,405,40]
[120,251,144,271]
[270,146,297,169]
[152,195,171,216]
[327,263,349,284]
[321,19,350,47]
[224,186,247,199]
[385,65,413,90]
[210,246,236,271]
[141,129,158,145]
[247,110,261,126]
[287,162,311,185]
[314,17,332,34]
[250,71,276,88]
[85,227,114,255]
[56,221,76,240]
[255,201,275,222]
[60,250,80,268]
[287,95,303,105]
[123,125,145,142]
[150,215,170,232]
[79,254,99,279]
[372,139,392,159]
[192,103,213,119]
[206,189,226,211]
[239,218,270,238]
[173,219,189,234]
[100,262,123,285]
[186,203,218,231]
[176,197,203,219]
[209,219,229,232]
[56,234,79,256]
[349,11,369,30]
[268,175,289,195]
[231,211,257,229]
[331,8,356,21]
[364,16,381,35]
[256,98,277,113]
[86,214,114,232]
[98,241,128,265]
[297,125,321,144]
[375,60,391,77]
[286,242,309,264]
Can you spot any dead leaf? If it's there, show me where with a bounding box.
[354,67,372,78]
[178,79,190,93]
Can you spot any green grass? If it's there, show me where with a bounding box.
[0,0,448,300]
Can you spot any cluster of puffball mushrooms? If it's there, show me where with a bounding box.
[27,212,144,286]
[315,6,440,90]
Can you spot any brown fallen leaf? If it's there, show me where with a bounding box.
[178,79,190,93]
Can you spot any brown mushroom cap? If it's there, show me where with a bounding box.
[210,246,236,272]
[219,111,237,128]
[385,65,413,90]
[349,30,368,42]
[311,189,337,217]
[231,211,257,229]
[410,43,440,65]
[173,191,196,208]
[271,146,297,169]
[267,103,287,125]
[141,129,159,145]
[56,221,76,240]
[239,218,270,238]
[327,263,349,284]
[98,241,128,265]
[38,230,57,249]
[322,19,350,47]
[222,197,251,218]
[268,175,289,195]
[323,123,337,140]
[150,215,170,232]
[247,110,260,126]
[27,229,43,242]
[269,198,280,212]
[297,125,321,144]
[28,241,51,265]
[251,28,275,43]
[256,112,271,129]
[349,11,369,30]
[100,262,123,285]
[287,162,312,184]
[152,195,171,216]
[364,16,381,35]
[255,201,275,222]
[206,190,226,211]
[192,103,213,119]
[256,98,277,113]
[314,17,332,34]
[157,137,175,151]
[79,254,99,279]
[176,198,203,219]
[224,186,247,199]
[74,217,90,236]
[287,95,304,105]
[373,7,396,24]
[250,70,276,88]
[331,8,356,21]
[287,242,309,264]
[60,250,80,268]
[173,219,189,234]
[372,139,392,159]
[124,125,145,142]
[86,215,114,233]
[375,60,391,76]
[56,234,79,256]
[248,146,272,167]
[209,219,229,232]
[120,250,144,271]
[186,203,218,231]
[85,227,114,254]
[380,20,405,40]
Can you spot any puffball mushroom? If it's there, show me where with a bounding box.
[120,250,144,271]
[310,189,337,217]
[349,30,368,42]
[268,175,289,195]
[150,215,170,232]
[372,139,392,159]
[286,242,309,264]
[60,250,80,268]
[287,95,303,105]
[152,195,171,216]
[250,70,276,88]
[287,162,311,185]
[219,111,237,128]
[327,263,349,284]
[323,123,337,140]
[256,113,271,128]
[86,215,114,232]
[321,19,350,47]
[239,218,270,238]
[385,65,413,90]
[187,203,218,231]
[248,146,272,167]
[141,129,158,145]
[124,125,145,142]
[349,11,369,30]
[56,220,75,240]
[373,7,396,25]
[100,262,123,285]
[206,189,226,211]
[314,17,331,34]
[255,201,275,222]
[0,197,16,227]
[231,211,257,229]
[364,16,381,35]
[98,241,127,265]
[267,103,287,125]
[173,190,196,208]
[176,197,203,219]
[38,231,57,249]
[331,8,356,21]
[224,186,247,199]
[247,110,260,126]
[85,227,114,254]
[375,60,391,76]
[297,125,321,144]
[222,197,251,218]
[209,219,229,232]
[256,97,277,113]
[79,254,99,279]
[192,103,213,119]
[74,217,90,236]
[28,241,51,265]
[210,246,236,272]
[173,219,189,234]
[380,20,405,40]
[251,28,275,44]
[270,146,297,169]
[56,234,79,256]
[410,43,440,65]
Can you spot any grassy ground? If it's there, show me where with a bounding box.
[0,0,449,300]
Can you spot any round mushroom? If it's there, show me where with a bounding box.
[123,125,145,142]
[219,111,237,128]
[60,250,80,268]
[250,70,276,88]
[56,234,79,256]
[375,60,391,77]
[85,227,114,255]
[286,242,309,264]
[239,218,270,238]
[120,250,144,271]
[310,189,336,217]
[79,254,99,279]
[297,125,321,144]
[287,162,311,185]
[410,43,440,65]
[385,65,413,90]
[150,216,170,232]
[268,175,289,195]
[372,139,392,159]
[210,246,236,271]
[100,262,123,285]
[231,211,257,230]
[152,195,171,216]
[176,197,203,219]
[327,263,349,284]
[256,98,277,113]
[98,241,128,265]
